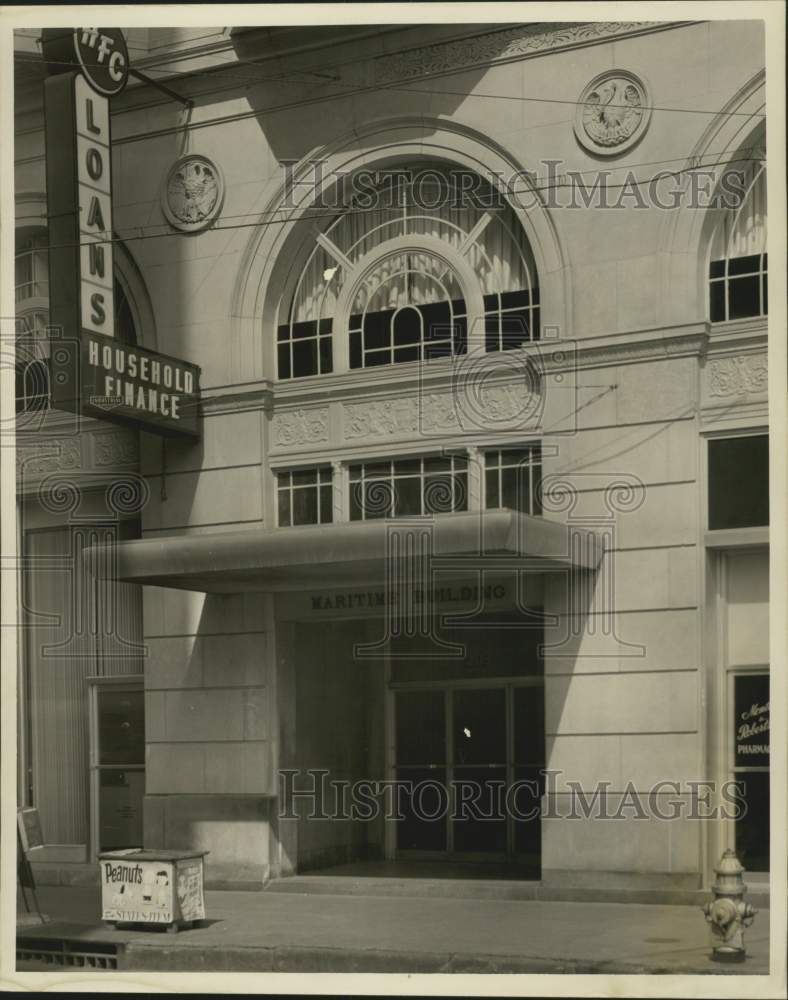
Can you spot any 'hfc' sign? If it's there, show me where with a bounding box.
[40,29,201,438]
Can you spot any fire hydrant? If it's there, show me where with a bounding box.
[702,849,757,962]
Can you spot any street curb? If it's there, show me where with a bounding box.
[117,942,758,975]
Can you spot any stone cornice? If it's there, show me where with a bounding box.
[270,323,712,411]
[706,317,768,357]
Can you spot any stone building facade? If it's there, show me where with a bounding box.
[13,20,769,894]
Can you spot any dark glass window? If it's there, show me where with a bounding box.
[484,287,540,351]
[709,254,767,322]
[485,446,542,515]
[97,688,145,766]
[708,436,768,529]
[277,318,333,379]
[276,466,333,526]
[349,298,465,370]
[349,456,468,520]
[732,672,769,872]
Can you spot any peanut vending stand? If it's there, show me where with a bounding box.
[99,849,208,932]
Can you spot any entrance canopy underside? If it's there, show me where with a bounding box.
[86,510,603,593]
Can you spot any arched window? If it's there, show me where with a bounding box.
[708,142,767,323]
[15,229,138,412]
[277,163,540,379]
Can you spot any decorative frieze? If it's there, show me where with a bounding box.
[272,407,329,446]
[706,354,768,398]
[16,438,82,478]
[343,381,541,441]
[374,21,678,83]
[93,430,140,467]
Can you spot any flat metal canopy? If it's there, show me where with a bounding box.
[86,510,602,593]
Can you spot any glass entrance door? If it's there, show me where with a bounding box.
[452,688,507,855]
[393,682,543,864]
[90,682,145,854]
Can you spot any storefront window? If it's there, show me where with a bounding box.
[349,455,468,520]
[732,673,769,872]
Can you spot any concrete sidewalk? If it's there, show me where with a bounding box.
[16,884,770,974]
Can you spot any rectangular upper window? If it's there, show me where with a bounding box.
[708,435,769,529]
[349,456,468,520]
[709,253,768,323]
[484,446,542,516]
[276,466,333,526]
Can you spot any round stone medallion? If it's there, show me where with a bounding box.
[574,71,652,156]
[162,155,224,233]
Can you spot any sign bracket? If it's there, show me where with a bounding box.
[128,67,193,109]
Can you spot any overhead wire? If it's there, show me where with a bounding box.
[14,42,766,152]
[11,150,765,256]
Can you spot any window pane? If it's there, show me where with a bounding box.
[395,475,422,516]
[501,467,520,510]
[453,688,506,765]
[99,768,144,851]
[292,469,317,486]
[393,458,421,475]
[393,345,420,364]
[708,436,769,529]
[728,275,760,319]
[291,319,317,339]
[420,301,450,340]
[319,484,333,523]
[513,765,542,866]
[734,674,769,768]
[396,690,445,765]
[278,490,291,527]
[500,289,532,309]
[349,484,363,521]
[501,448,535,465]
[97,689,145,765]
[349,330,362,370]
[728,254,761,276]
[709,281,726,322]
[319,336,333,374]
[424,475,452,514]
[452,766,507,853]
[531,465,542,515]
[292,338,317,377]
[277,343,291,379]
[364,480,393,519]
[734,771,769,872]
[454,472,468,511]
[364,310,391,350]
[292,486,318,525]
[514,686,545,765]
[709,259,725,279]
[392,307,421,346]
[395,767,447,851]
[485,469,499,508]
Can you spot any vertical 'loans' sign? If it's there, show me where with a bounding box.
[42,28,129,408]
[76,74,114,338]
[41,29,201,438]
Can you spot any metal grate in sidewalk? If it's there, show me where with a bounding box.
[17,937,119,970]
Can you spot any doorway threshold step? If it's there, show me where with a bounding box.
[264,875,769,908]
